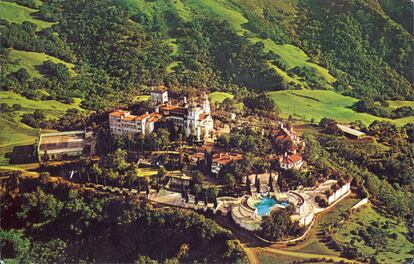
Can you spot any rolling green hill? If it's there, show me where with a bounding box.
[0,0,413,165]
[0,1,54,30]
[1,0,411,96]
[122,0,335,89]
[0,91,83,166]
[267,90,414,126]
[5,49,76,77]
[332,203,413,263]
[208,91,234,104]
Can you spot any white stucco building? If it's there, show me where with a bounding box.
[150,87,169,105]
[279,153,304,170]
[109,90,214,141]
[109,110,162,136]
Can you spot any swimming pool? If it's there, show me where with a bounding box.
[254,196,289,216]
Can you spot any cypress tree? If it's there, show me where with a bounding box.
[181,183,186,198]
[246,176,251,192]
[269,174,274,192]
[255,174,259,190]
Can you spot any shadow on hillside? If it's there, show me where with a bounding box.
[6,144,36,164]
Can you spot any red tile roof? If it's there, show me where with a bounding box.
[280,154,302,165]
[199,113,207,121]
[109,110,149,122]
[148,112,162,122]
[134,114,150,121]
[109,110,129,117]
[123,115,136,121]
[212,153,243,165]
[160,105,178,111]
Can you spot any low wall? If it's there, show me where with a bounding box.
[298,211,314,226]
[239,199,257,219]
[289,191,305,214]
[351,198,369,210]
[232,213,260,231]
[328,182,351,205]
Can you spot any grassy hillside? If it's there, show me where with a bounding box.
[208,91,234,104]
[0,91,82,118]
[122,0,335,89]
[5,49,76,77]
[186,0,335,88]
[333,203,413,263]
[0,91,83,166]
[0,2,54,30]
[184,0,248,33]
[387,100,414,109]
[251,40,336,86]
[267,90,414,126]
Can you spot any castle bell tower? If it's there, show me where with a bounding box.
[202,92,210,115]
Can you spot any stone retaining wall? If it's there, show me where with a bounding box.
[351,198,368,210]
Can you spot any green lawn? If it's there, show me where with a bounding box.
[387,100,414,109]
[123,0,192,22]
[0,117,37,148]
[133,95,150,102]
[186,0,335,88]
[179,0,335,88]
[267,62,306,87]
[208,91,234,104]
[208,91,244,111]
[333,204,413,263]
[0,2,54,30]
[163,38,181,74]
[0,91,84,166]
[258,252,303,264]
[0,91,82,120]
[296,197,359,257]
[183,0,248,33]
[5,49,76,77]
[251,39,336,87]
[267,90,414,126]
[0,117,38,166]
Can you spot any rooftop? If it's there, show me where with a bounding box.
[337,124,365,137]
[109,110,130,117]
[150,85,167,94]
[159,105,178,111]
[41,135,83,145]
[280,154,302,165]
[212,153,243,165]
[109,110,151,122]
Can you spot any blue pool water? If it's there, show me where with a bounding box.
[255,197,289,216]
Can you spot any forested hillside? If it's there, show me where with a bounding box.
[1,0,412,110]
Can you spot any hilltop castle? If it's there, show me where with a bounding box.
[109,88,214,142]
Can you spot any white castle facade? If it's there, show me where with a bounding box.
[109,88,214,141]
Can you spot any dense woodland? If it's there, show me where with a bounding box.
[0,174,246,263]
[1,0,413,112]
[0,0,413,262]
[315,118,413,218]
[297,0,413,100]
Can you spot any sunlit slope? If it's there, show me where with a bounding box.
[268,90,414,125]
[5,49,76,77]
[0,2,54,30]
[122,0,336,89]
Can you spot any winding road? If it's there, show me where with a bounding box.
[214,212,354,264]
